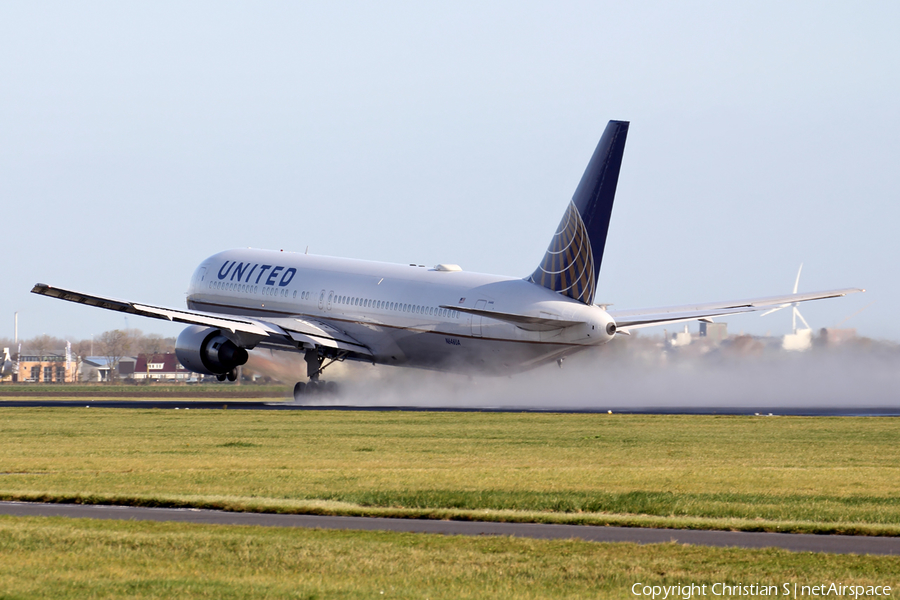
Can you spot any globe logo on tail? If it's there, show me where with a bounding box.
[528,201,595,304]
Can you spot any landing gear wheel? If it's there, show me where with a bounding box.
[292,380,341,399]
[226,369,237,382]
[216,373,227,382]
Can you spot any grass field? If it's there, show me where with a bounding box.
[0,515,897,599]
[0,383,286,397]
[1,408,899,534]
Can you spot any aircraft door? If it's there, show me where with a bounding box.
[318,290,326,310]
[471,299,487,337]
[327,291,334,311]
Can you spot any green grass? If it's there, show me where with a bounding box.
[0,515,897,599]
[0,383,286,396]
[1,408,899,534]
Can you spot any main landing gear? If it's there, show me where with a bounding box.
[292,350,342,401]
[293,379,339,399]
[216,368,238,382]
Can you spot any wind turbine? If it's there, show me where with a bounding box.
[761,264,812,351]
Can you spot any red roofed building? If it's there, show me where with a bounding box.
[133,353,191,381]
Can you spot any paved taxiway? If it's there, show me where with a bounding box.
[2,399,899,416]
[3,402,897,554]
[1,502,898,555]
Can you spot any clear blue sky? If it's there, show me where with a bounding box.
[2,2,896,343]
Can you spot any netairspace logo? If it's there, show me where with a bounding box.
[631,582,893,599]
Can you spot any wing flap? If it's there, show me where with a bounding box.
[132,304,282,335]
[263,317,373,357]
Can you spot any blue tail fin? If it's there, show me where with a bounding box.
[528,120,629,304]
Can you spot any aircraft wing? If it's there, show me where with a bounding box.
[608,287,864,331]
[31,283,281,335]
[30,283,373,358]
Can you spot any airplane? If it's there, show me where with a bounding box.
[31,120,863,399]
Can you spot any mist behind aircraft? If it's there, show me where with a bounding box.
[249,339,900,414]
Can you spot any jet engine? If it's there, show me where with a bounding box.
[175,325,249,376]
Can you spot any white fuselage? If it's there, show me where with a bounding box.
[185,249,615,374]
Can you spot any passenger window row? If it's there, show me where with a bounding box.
[208,281,458,319]
[332,294,459,319]
[209,280,300,298]
[210,281,259,294]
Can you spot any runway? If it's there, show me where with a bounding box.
[1,501,898,555]
[1,399,899,416]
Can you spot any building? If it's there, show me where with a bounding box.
[782,328,812,352]
[699,321,728,343]
[132,353,191,381]
[669,325,693,347]
[818,328,857,347]
[80,356,137,382]
[80,357,111,382]
[15,354,78,383]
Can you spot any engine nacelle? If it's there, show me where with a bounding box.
[175,326,249,376]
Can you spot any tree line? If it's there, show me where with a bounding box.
[0,330,177,380]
